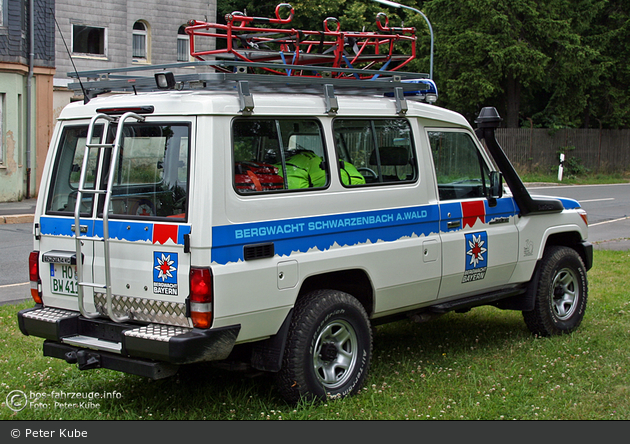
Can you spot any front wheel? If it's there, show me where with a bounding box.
[523,246,588,336]
[276,290,372,403]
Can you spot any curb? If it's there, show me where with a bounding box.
[0,214,34,224]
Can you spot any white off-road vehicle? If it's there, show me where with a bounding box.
[18,6,591,403]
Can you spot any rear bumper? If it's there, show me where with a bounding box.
[18,306,240,379]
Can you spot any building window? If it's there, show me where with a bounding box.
[133,21,148,62]
[72,25,106,56]
[177,25,190,62]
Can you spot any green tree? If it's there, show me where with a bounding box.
[527,0,607,129]
[424,0,602,127]
[581,0,630,129]
[216,0,277,22]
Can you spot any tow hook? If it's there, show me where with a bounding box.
[64,350,101,370]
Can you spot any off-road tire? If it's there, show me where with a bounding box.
[523,246,588,336]
[276,289,372,404]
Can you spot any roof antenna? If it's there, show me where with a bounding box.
[51,8,91,104]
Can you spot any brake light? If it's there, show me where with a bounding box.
[96,106,155,115]
[190,267,212,328]
[29,251,42,304]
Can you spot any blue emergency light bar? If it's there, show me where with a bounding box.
[384,78,438,103]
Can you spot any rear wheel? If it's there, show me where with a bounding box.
[523,246,588,336]
[276,290,372,403]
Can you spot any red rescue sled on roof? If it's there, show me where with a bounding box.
[185,3,418,79]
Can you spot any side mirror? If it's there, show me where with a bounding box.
[489,171,503,199]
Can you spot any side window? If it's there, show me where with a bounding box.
[333,119,417,186]
[232,118,328,193]
[428,131,490,201]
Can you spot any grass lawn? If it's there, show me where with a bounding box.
[2,250,629,420]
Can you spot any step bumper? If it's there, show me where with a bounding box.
[18,306,240,371]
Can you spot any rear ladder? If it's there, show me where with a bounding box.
[73,112,146,322]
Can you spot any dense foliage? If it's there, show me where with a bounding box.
[216,0,630,129]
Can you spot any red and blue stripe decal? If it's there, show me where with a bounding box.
[39,217,191,245]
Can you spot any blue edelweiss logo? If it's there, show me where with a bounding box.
[463,232,488,283]
[153,252,178,295]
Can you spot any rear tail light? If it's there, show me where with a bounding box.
[29,251,42,304]
[190,267,213,328]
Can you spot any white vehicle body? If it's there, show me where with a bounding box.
[19,68,592,402]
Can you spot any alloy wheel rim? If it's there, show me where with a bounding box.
[313,319,359,389]
[551,267,579,320]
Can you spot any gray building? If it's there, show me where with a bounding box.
[0,0,55,202]
[53,0,216,105]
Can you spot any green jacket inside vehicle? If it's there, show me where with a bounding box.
[278,150,365,188]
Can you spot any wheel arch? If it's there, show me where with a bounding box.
[298,268,375,316]
[542,230,592,271]
[249,268,374,373]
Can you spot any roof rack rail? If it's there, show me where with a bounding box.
[67,60,437,103]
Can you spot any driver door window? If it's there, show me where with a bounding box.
[428,131,489,201]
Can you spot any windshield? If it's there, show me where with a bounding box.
[46,122,190,220]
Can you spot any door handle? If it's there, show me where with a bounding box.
[447,221,460,229]
[71,224,88,233]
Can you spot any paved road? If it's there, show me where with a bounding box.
[0,222,33,305]
[1,183,628,305]
[528,183,630,250]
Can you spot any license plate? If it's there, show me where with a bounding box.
[50,263,78,296]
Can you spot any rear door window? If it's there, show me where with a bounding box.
[46,122,190,220]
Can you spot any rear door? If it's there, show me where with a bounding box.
[39,117,194,324]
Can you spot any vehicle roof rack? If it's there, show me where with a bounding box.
[65,3,437,110]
